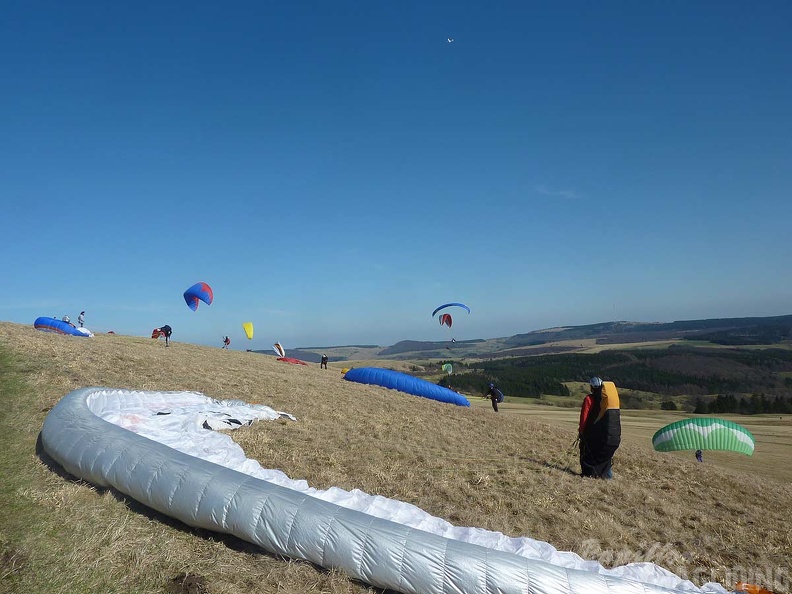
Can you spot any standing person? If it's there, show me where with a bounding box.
[695,449,703,463]
[222,336,231,349]
[320,354,328,369]
[159,325,172,347]
[483,383,504,412]
[77,311,85,327]
[578,377,622,479]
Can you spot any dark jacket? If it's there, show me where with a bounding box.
[579,387,621,476]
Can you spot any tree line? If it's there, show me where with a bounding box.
[428,347,792,413]
[691,393,792,415]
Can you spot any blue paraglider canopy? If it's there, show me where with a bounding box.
[431,303,470,317]
[344,367,470,407]
[34,317,92,337]
[183,282,214,311]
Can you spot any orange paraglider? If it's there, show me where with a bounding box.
[736,582,775,594]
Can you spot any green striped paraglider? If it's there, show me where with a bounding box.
[442,363,453,375]
[651,418,755,456]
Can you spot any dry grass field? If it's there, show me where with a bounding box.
[0,321,789,594]
[488,399,792,484]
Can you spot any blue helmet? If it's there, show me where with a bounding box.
[489,383,494,388]
[589,377,603,388]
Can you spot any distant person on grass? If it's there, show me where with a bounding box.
[578,376,621,479]
[320,354,328,369]
[483,383,504,413]
[222,336,231,349]
[158,325,172,347]
[78,311,85,327]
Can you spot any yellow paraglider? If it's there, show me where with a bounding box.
[242,322,254,340]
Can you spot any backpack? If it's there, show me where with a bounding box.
[495,389,504,403]
[595,381,620,421]
[595,381,621,449]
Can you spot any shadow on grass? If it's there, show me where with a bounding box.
[517,448,582,477]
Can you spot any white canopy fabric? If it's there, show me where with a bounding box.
[41,388,729,594]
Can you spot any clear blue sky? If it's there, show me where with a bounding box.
[3,1,791,349]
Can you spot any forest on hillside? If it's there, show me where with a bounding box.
[434,345,792,413]
[503,314,792,348]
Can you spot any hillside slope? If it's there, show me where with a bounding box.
[0,321,789,594]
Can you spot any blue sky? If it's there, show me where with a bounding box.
[3,1,791,349]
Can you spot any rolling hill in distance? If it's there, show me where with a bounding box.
[267,314,792,363]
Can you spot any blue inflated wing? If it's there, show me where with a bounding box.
[344,367,470,407]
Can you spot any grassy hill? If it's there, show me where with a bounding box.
[289,314,792,362]
[0,321,789,594]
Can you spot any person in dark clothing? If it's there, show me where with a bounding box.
[159,325,172,346]
[483,383,503,412]
[320,354,328,369]
[578,376,621,479]
[222,336,231,349]
[695,449,703,463]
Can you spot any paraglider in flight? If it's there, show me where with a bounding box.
[183,282,213,311]
[447,38,454,43]
[442,363,453,375]
[652,418,755,456]
[242,322,254,340]
[433,303,468,345]
[431,303,470,317]
[273,342,285,358]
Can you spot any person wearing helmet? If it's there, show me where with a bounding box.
[483,382,504,412]
[578,376,621,479]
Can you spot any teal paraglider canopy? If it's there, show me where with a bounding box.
[652,418,755,456]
